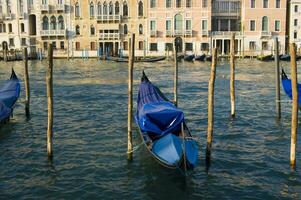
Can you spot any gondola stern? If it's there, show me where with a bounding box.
[281,69,288,80]
[10,68,18,80]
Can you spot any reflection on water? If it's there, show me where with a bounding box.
[0,59,301,199]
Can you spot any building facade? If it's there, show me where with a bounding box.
[290,0,301,51]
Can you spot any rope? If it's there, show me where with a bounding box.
[126,140,145,154]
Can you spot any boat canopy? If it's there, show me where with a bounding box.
[281,70,301,105]
[0,71,20,108]
[137,76,184,136]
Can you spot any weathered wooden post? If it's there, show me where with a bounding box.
[206,47,217,170]
[290,43,298,169]
[23,48,30,117]
[230,33,235,117]
[46,44,54,158]
[275,38,281,119]
[127,33,135,161]
[174,37,182,107]
[4,49,8,62]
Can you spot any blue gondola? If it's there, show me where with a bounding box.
[281,69,301,105]
[0,69,20,123]
[135,72,198,172]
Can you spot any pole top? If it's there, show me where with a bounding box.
[174,37,182,51]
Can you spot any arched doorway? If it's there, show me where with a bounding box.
[2,41,8,50]
[29,14,36,35]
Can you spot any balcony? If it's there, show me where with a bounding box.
[97,15,121,22]
[41,4,50,12]
[150,30,157,37]
[99,32,120,40]
[18,12,25,19]
[260,31,272,38]
[174,30,183,36]
[56,4,65,11]
[211,31,242,37]
[166,30,172,37]
[40,30,66,36]
[185,30,192,37]
[201,30,209,36]
[5,13,12,20]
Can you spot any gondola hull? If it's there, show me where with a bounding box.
[184,55,195,62]
[195,54,206,61]
[257,54,274,61]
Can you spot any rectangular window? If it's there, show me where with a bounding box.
[186,0,191,8]
[52,41,56,49]
[186,20,191,30]
[201,43,209,51]
[90,42,96,50]
[166,0,171,8]
[275,20,280,31]
[185,43,193,51]
[294,31,297,39]
[249,41,256,50]
[166,20,171,30]
[251,0,255,8]
[123,41,128,50]
[21,38,26,46]
[150,43,158,51]
[76,42,80,50]
[294,19,298,26]
[150,0,156,8]
[263,0,268,8]
[250,20,255,31]
[276,0,280,8]
[9,38,14,46]
[295,5,298,13]
[165,43,173,51]
[150,20,156,31]
[262,41,268,50]
[60,41,65,49]
[202,20,207,30]
[8,24,12,33]
[202,0,207,8]
[139,41,143,50]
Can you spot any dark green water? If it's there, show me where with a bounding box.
[0,59,300,199]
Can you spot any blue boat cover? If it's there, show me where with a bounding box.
[0,71,20,108]
[137,78,184,136]
[0,101,11,121]
[282,78,301,105]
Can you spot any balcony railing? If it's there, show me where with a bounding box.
[260,31,272,37]
[201,30,209,36]
[40,30,66,36]
[97,15,121,22]
[174,30,183,36]
[41,4,50,12]
[18,12,25,19]
[56,4,65,11]
[99,32,120,40]
[185,30,192,36]
[150,30,157,37]
[166,30,172,37]
[211,31,242,36]
[5,13,12,20]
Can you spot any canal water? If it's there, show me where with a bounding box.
[0,59,300,199]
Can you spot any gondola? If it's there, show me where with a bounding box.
[281,69,301,105]
[135,71,198,172]
[195,54,206,61]
[177,54,184,61]
[108,56,166,63]
[279,54,290,61]
[184,54,195,62]
[257,54,274,61]
[205,55,212,62]
[0,69,20,123]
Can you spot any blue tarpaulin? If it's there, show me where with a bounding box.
[282,74,301,105]
[137,77,184,137]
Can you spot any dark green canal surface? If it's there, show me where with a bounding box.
[0,59,300,199]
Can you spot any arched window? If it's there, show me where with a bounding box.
[19,0,24,14]
[176,0,181,7]
[150,0,156,8]
[90,2,95,17]
[58,15,64,30]
[109,1,113,15]
[138,1,143,16]
[75,2,80,17]
[50,16,56,30]
[124,24,128,34]
[42,16,49,30]
[139,24,143,34]
[174,14,183,31]
[123,2,128,17]
[21,23,25,32]
[90,25,95,35]
[75,25,80,35]
[262,16,268,31]
[115,2,119,14]
[0,24,2,33]
[97,2,102,15]
[186,0,191,7]
[166,0,171,7]
[103,2,108,15]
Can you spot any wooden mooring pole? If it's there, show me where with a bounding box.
[23,48,30,117]
[275,38,281,119]
[230,33,235,117]
[290,43,298,169]
[206,47,217,170]
[47,44,54,158]
[127,33,135,161]
[173,37,182,107]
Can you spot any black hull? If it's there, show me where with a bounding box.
[184,55,195,62]
[195,54,206,61]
